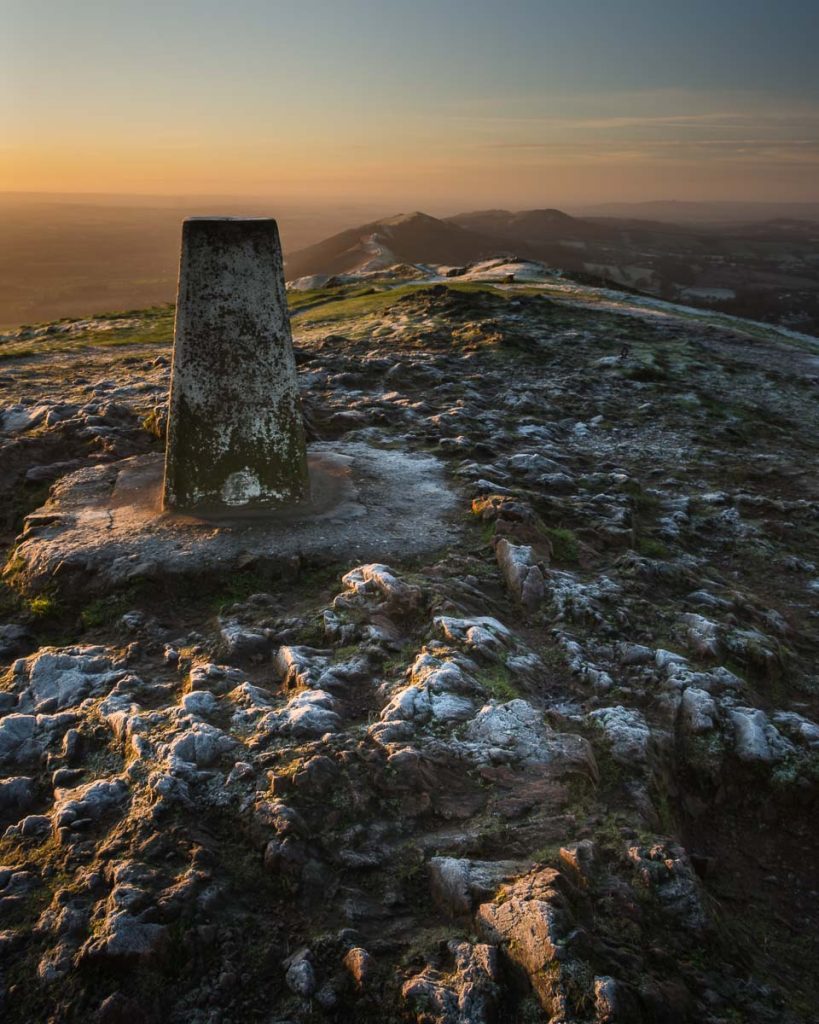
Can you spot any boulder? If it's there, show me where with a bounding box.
[730,707,794,764]
[428,857,529,916]
[589,706,651,765]
[678,688,718,735]
[494,538,544,609]
[476,868,571,1016]
[0,776,36,818]
[463,699,594,771]
[0,714,39,766]
[284,947,317,997]
[54,777,130,831]
[13,646,125,713]
[259,690,341,738]
[402,940,501,1024]
[166,722,236,769]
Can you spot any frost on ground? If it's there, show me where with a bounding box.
[0,280,817,1022]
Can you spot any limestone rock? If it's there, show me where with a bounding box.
[0,714,40,766]
[628,842,708,932]
[377,653,479,732]
[0,777,36,818]
[428,857,529,916]
[12,646,124,713]
[462,699,594,771]
[402,940,501,1024]
[730,707,794,764]
[274,645,331,690]
[771,710,819,748]
[83,912,167,962]
[494,537,545,609]
[589,705,652,765]
[259,690,341,738]
[339,563,423,617]
[53,776,130,832]
[343,946,373,989]
[678,688,718,735]
[219,619,272,662]
[434,616,510,656]
[476,868,571,1016]
[165,722,237,769]
[284,948,317,997]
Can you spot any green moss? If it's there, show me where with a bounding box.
[475,664,520,701]
[382,641,419,674]
[479,518,497,544]
[771,750,819,788]
[0,552,26,617]
[80,595,127,630]
[209,570,277,613]
[333,643,359,661]
[0,305,174,361]
[624,360,670,383]
[296,617,328,648]
[628,485,661,514]
[82,744,125,778]
[637,536,669,559]
[141,407,166,440]
[531,841,564,864]
[294,284,424,325]
[293,281,507,328]
[545,526,579,563]
[685,732,724,778]
[28,593,60,618]
[591,746,626,792]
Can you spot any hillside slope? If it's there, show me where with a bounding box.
[1,279,818,1023]
[286,208,819,337]
[284,211,506,279]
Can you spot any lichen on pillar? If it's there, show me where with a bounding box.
[163,217,308,510]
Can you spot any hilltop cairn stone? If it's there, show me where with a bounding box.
[163,217,309,510]
[7,216,459,595]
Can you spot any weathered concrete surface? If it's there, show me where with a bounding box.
[164,217,308,510]
[8,444,459,594]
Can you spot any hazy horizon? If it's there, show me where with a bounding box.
[2,190,818,331]
[3,190,819,220]
[5,0,819,207]
[3,0,818,329]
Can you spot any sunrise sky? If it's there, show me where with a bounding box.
[3,0,818,207]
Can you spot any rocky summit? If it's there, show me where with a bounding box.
[0,275,818,1024]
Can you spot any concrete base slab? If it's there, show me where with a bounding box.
[9,443,460,594]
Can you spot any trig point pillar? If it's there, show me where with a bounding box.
[163,217,309,510]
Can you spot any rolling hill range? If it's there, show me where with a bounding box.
[574,199,819,224]
[283,208,609,281]
[284,207,819,337]
[282,211,508,280]
[448,205,611,241]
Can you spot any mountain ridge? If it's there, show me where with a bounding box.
[284,211,508,280]
[283,206,819,337]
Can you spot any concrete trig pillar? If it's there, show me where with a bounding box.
[163,217,308,510]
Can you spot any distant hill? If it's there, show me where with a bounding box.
[284,207,628,280]
[284,205,819,337]
[573,200,819,225]
[448,207,608,242]
[3,194,817,334]
[284,211,507,280]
